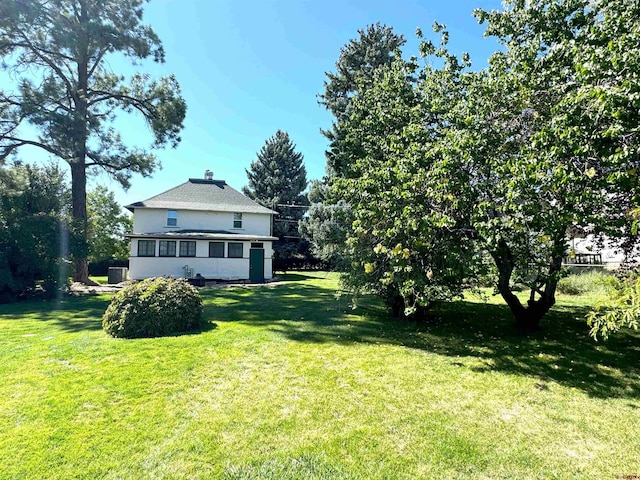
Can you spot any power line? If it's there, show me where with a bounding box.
[275,203,310,209]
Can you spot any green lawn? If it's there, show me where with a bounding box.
[1,272,639,479]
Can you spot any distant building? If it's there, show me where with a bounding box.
[565,235,626,270]
[126,171,277,282]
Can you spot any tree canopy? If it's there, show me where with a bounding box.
[302,23,406,269]
[243,130,309,265]
[0,0,186,282]
[0,162,70,302]
[87,185,132,263]
[322,0,640,330]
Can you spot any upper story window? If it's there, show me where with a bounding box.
[233,212,242,229]
[167,210,178,227]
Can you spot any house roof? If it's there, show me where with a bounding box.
[125,178,277,214]
[126,230,278,242]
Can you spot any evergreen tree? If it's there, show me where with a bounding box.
[243,130,308,267]
[301,24,406,267]
[0,0,186,283]
[319,22,406,177]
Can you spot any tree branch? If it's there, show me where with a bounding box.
[88,46,110,79]
[86,90,156,119]
[10,29,79,105]
[1,136,65,159]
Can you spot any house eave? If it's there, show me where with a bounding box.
[125,203,277,215]
[126,231,278,242]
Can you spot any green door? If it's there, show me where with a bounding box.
[249,248,265,283]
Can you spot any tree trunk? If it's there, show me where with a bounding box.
[71,4,90,284]
[491,239,562,332]
[70,161,89,283]
[506,295,553,332]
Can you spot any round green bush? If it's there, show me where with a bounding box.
[103,277,203,338]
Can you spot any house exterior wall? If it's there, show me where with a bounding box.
[133,208,271,236]
[569,235,626,269]
[128,239,273,280]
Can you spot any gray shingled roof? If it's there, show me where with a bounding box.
[125,179,277,214]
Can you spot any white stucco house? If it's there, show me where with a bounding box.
[126,172,277,282]
[566,234,627,269]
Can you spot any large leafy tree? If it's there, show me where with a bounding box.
[333,0,640,330]
[87,185,132,262]
[301,23,406,266]
[0,162,70,302]
[466,0,640,329]
[0,0,186,283]
[243,130,308,263]
[332,28,479,316]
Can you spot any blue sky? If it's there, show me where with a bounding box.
[23,0,505,207]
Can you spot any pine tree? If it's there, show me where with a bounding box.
[0,0,186,283]
[243,131,308,266]
[301,23,405,266]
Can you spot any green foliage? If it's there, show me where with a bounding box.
[587,270,640,340]
[299,179,351,267]
[324,2,640,329]
[331,57,477,316]
[87,186,132,262]
[302,23,406,269]
[0,0,186,281]
[318,22,406,121]
[243,130,309,262]
[0,163,70,302]
[102,277,202,338]
[556,270,612,296]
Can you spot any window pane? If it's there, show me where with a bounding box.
[233,212,242,228]
[159,240,176,257]
[138,240,156,257]
[179,241,196,257]
[167,210,178,227]
[209,242,224,258]
[228,242,243,258]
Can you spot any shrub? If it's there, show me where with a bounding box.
[103,277,203,338]
[557,270,612,296]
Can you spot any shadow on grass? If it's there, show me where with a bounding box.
[3,277,639,399]
[272,272,323,283]
[0,295,218,337]
[0,294,111,333]
[205,282,640,400]
[426,301,640,400]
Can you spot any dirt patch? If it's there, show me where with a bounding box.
[69,281,130,295]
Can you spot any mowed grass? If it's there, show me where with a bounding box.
[1,272,639,479]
